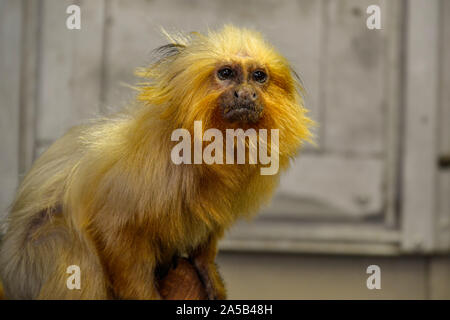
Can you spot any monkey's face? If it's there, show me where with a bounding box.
[214,62,267,125]
[137,26,313,158]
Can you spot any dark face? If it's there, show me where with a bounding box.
[215,62,267,124]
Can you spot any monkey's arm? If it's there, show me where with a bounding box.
[190,235,227,300]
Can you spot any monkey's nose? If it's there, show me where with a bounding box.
[234,87,257,104]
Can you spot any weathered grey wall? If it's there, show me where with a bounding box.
[217,253,450,299]
[0,0,449,299]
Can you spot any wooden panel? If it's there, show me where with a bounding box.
[19,0,40,175]
[0,0,23,220]
[401,0,440,252]
[437,0,450,250]
[260,154,384,219]
[36,0,105,143]
[227,222,399,243]
[102,0,323,134]
[323,0,389,155]
[383,0,403,227]
[220,238,400,255]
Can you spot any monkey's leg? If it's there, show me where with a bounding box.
[191,235,227,300]
[37,236,110,299]
[0,213,109,299]
[95,228,161,300]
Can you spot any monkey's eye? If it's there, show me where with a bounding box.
[217,68,234,80]
[253,70,267,83]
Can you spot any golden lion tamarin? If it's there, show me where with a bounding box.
[0,25,312,299]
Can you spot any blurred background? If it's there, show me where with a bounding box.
[1,0,449,299]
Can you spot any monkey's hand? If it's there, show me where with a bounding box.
[190,236,227,300]
[158,258,208,300]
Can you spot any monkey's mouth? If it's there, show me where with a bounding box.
[222,104,262,124]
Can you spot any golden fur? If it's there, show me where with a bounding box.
[0,25,312,299]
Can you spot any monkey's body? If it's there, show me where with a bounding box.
[0,26,312,299]
[0,118,239,299]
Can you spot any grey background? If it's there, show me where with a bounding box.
[1,0,449,298]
